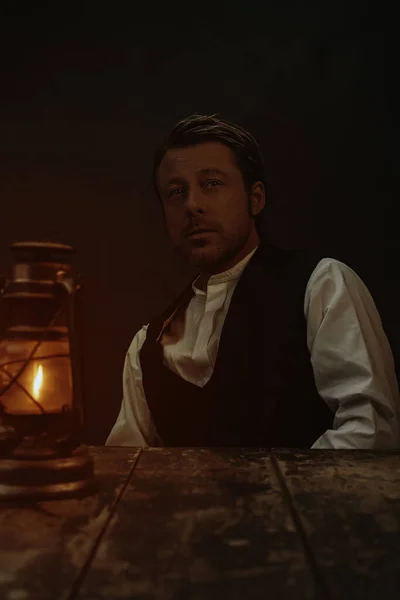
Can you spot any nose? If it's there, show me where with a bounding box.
[184,188,205,215]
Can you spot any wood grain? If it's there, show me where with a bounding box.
[77,447,318,600]
[273,449,400,600]
[0,446,141,600]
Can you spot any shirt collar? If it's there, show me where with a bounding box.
[156,245,259,342]
[193,246,259,293]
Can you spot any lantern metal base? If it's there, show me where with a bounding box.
[0,445,94,500]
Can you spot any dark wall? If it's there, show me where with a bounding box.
[0,3,398,443]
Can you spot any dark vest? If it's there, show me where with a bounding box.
[140,243,333,447]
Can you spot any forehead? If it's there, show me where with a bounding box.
[158,142,238,181]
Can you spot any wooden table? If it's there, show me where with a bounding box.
[0,447,400,599]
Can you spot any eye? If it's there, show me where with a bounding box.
[205,180,222,188]
[168,187,185,198]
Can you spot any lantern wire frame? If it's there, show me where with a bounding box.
[0,296,69,416]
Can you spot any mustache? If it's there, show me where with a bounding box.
[182,221,219,237]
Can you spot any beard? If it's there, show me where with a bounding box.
[179,229,251,273]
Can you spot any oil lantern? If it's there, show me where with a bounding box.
[0,241,93,499]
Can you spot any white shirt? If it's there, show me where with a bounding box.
[107,249,400,449]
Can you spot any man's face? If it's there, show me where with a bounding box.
[157,142,264,271]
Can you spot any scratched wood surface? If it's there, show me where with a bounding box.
[273,449,400,600]
[0,446,141,600]
[77,447,317,600]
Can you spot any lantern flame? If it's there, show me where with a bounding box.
[33,364,43,399]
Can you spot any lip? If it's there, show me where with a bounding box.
[185,229,215,238]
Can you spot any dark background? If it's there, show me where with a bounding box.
[0,3,398,443]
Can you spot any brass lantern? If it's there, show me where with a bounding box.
[0,241,93,499]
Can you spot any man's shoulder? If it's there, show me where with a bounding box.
[256,242,330,278]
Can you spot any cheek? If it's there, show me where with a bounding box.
[219,197,251,231]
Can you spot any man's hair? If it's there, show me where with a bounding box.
[152,114,267,234]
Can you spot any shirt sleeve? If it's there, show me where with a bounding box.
[105,325,161,447]
[305,258,400,449]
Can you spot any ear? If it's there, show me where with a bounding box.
[249,181,266,216]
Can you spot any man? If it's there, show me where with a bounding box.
[107,114,399,449]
